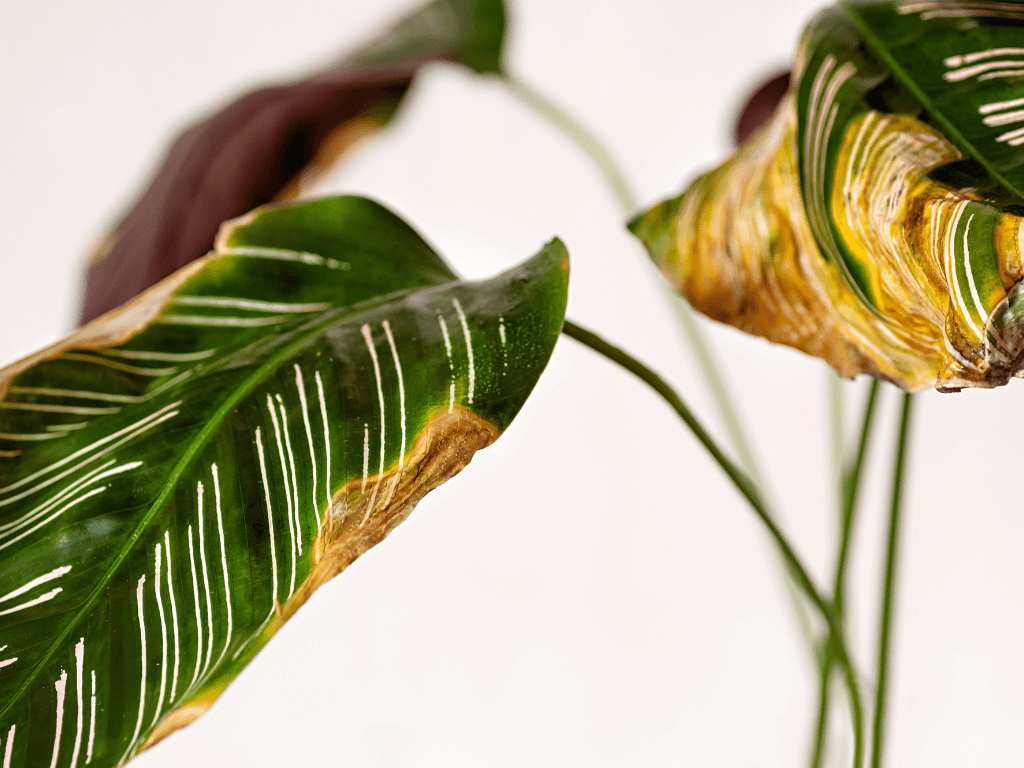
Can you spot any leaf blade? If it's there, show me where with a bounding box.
[631,0,1024,392]
[0,196,567,767]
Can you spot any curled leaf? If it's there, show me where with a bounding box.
[630,0,1024,392]
[0,195,568,766]
[81,0,506,324]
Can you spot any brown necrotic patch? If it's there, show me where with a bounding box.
[283,407,497,624]
[140,406,497,755]
[0,255,212,401]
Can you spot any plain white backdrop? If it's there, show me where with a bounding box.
[2,1,1023,765]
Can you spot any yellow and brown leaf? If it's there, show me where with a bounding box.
[630,0,1024,392]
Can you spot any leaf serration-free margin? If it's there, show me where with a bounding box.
[0,195,568,767]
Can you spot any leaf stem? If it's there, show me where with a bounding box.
[497,73,640,215]
[497,72,764,479]
[829,372,845,501]
[498,71,773,517]
[499,74,812,647]
[663,291,768,492]
[503,69,833,740]
[838,380,883,622]
[666,290,818,657]
[810,378,882,768]
[562,319,865,767]
[870,393,914,768]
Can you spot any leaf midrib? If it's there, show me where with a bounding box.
[840,2,1024,201]
[0,280,441,720]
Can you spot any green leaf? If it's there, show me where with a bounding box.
[840,0,1024,199]
[630,0,1024,392]
[348,0,506,75]
[0,195,568,767]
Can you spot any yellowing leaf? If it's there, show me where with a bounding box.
[630,1,1024,392]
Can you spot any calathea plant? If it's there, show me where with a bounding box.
[633,0,1024,393]
[0,3,572,765]
[631,2,1024,765]
[2,0,1024,766]
[0,192,568,767]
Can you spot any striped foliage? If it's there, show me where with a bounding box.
[0,196,569,767]
[631,0,1024,392]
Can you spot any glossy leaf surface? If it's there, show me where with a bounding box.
[631,0,1024,392]
[0,196,568,766]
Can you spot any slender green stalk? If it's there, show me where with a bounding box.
[837,380,883,613]
[870,393,915,768]
[829,372,845,502]
[667,291,817,657]
[503,67,839,747]
[497,73,639,215]
[810,379,882,768]
[808,371,848,768]
[664,291,770,492]
[499,72,817,654]
[497,72,766,489]
[562,319,865,768]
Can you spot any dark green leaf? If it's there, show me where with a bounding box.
[0,195,568,767]
[348,0,505,75]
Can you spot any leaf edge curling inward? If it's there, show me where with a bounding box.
[630,0,1024,393]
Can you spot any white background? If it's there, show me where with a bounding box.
[2,1,1023,766]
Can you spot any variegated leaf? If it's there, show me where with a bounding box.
[0,195,568,767]
[630,0,1024,392]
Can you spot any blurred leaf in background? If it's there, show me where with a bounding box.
[80,0,505,323]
